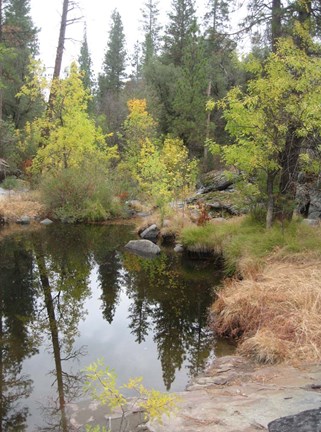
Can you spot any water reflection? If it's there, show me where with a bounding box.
[0,237,37,431]
[0,224,223,430]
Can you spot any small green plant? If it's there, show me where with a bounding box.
[1,176,19,190]
[83,359,178,432]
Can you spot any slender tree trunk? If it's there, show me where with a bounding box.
[53,0,69,80]
[48,0,69,114]
[271,0,282,52]
[266,171,277,229]
[204,80,212,162]
[35,250,68,432]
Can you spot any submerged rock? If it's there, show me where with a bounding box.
[125,240,160,257]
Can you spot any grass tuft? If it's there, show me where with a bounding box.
[212,257,321,363]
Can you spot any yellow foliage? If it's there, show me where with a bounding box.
[84,359,178,426]
[20,62,118,174]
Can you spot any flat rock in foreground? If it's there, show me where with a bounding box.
[148,356,321,432]
[125,239,160,257]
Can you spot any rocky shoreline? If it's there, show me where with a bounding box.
[148,355,321,432]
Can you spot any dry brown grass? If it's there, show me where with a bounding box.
[136,208,196,235]
[212,255,321,364]
[0,191,46,221]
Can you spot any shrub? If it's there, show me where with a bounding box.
[40,165,125,222]
[84,359,178,431]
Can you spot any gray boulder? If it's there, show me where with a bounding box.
[125,240,160,257]
[139,224,160,240]
[268,408,321,432]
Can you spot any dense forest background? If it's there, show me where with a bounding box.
[1,0,321,227]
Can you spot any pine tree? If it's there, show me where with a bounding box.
[141,0,162,65]
[162,0,198,66]
[98,9,126,96]
[78,25,94,93]
[172,26,208,155]
[2,0,40,128]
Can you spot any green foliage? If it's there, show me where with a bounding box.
[141,0,162,65]
[84,359,178,430]
[98,9,126,95]
[85,426,108,432]
[172,30,208,154]
[163,0,197,66]
[39,164,124,222]
[2,0,41,128]
[181,216,321,276]
[207,36,321,226]
[19,62,118,174]
[1,175,18,190]
[78,26,94,94]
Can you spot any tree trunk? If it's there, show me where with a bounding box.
[271,0,282,52]
[48,0,69,114]
[35,250,68,432]
[278,126,301,220]
[204,80,212,162]
[266,171,277,229]
[53,0,69,80]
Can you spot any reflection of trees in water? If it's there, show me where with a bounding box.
[0,223,219,427]
[0,238,37,431]
[123,252,218,390]
[31,227,92,431]
[93,225,136,324]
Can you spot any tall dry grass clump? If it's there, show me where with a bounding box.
[0,191,46,221]
[212,256,321,364]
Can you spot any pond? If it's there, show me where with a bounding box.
[0,223,231,431]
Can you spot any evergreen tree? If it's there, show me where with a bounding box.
[172,27,208,155]
[129,41,143,82]
[2,0,40,128]
[204,0,229,34]
[162,0,198,66]
[141,0,162,65]
[98,9,126,96]
[78,24,94,94]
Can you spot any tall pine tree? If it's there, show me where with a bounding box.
[141,0,162,66]
[98,9,126,96]
[78,25,94,94]
[162,0,197,67]
[2,0,40,128]
[97,9,127,142]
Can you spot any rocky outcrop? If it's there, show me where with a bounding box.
[125,240,161,257]
[296,174,321,220]
[148,356,321,432]
[197,170,238,194]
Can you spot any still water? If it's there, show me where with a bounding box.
[0,223,229,431]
